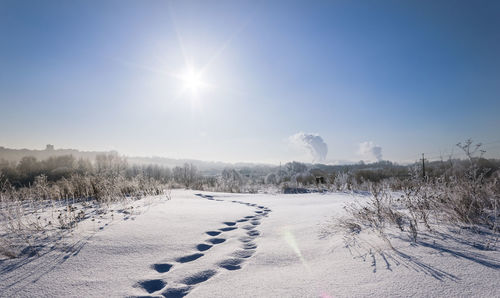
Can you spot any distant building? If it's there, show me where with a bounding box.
[45,144,54,151]
[315,176,325,184]
[310,168,327,185]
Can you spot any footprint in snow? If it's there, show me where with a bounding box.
[152,263,173,273]
[232,249,255,258]
[219,226,237,232]
[247,230,260,237]
[175,253,204,263]
[218,258,244,270]
[135,196,271,297]
[137,279,167,294]
[144,195,271,297]
[196,244,212,252]
[181,270,217,285]
[162,285,192,298]
[238,236,254,243]
[206,238,226,244]
[242,242,257,250]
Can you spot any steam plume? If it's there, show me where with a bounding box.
[358,141,383,162]
[289,132,328,162]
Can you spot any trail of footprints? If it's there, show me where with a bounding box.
[133,194,272,297]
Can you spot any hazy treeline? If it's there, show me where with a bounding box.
[2,149,500,196]
[0,154,172,204]
[0,145,271,175]
[0,145,111,165]
[0,154,171,188]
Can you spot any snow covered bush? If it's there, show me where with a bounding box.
[172,163,199,188]
[333,172,353,191]
[340,140,499,248]
[264,173,278,185]
[0,155,172,258]
[343,182,405,243]
[219,168,243,192]
[430,140,499,231]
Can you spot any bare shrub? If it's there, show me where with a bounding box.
[0,156,172,258]
[339,140,499,249]
[433,140,498,229]
[343,182,402,245]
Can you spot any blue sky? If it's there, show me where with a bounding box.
[1,0,499,164]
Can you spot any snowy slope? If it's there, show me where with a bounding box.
[1,190,499,297]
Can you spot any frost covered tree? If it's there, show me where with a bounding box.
[219,168,243,192]
[173,163,198,188]
[265,173,278,185]
[95,154,127,176]
[285,161,307,176]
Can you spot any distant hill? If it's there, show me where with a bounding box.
[0,145,275,174]
[127,156,275,174]
[3,145,497,180]
[0,145,114,164]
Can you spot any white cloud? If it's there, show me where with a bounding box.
[289,132,328,162]
[358,141,383,162]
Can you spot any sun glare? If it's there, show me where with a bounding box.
[181,67,206,94]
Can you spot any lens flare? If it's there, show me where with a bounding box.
[282,227,310,273]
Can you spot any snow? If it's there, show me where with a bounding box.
[1,190,499,297]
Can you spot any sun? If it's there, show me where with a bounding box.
[180,67,206,94]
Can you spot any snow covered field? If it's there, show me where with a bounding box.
[1,190,499,297]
